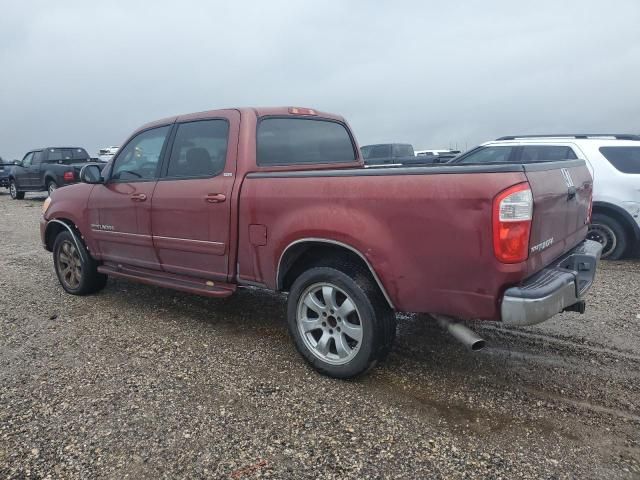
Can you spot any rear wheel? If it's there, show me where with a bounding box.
[287,265,395,378]
[47,179,58,196]
[588,213,628,260]
[9,179,24,200]
[53,231,107,295]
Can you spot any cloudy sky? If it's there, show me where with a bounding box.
[1,1,639,159]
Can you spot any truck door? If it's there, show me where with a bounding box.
[30,150,44,188]
[16,152,34,188]
[150,112,239,281]
[87,124,172,271]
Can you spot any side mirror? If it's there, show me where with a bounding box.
[80,164,103,184]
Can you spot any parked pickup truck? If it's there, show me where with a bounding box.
[9,147,98,199]
[40,107,602,378]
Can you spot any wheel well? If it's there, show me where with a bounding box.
[277,241,393,308]
[592,204,638,241]
[44,219,75,252]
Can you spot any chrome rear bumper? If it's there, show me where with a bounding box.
[501,239,602,326]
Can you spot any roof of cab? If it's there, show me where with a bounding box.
[133,106,345,135]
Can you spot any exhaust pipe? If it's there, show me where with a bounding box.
[433,314,486,351]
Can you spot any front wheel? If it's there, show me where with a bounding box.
[53,231,107,295]
[287,265,396,378]
[9,180,24,200]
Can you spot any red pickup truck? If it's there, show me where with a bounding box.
[40,107,602,378]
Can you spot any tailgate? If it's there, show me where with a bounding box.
[524,160,592,271]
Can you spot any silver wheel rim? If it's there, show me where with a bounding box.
[57,240,82,289]
[10,182,16,198]
[587,224,617,258]
[48,182,57,194]
[296,282,363,365]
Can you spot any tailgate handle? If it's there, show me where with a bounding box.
[567,186,576,200]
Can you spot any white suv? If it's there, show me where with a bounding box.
[452,134,640,259]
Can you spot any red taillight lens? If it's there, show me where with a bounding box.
[587,194,593,224]
[493,183,533,263]
[63,171,75,182]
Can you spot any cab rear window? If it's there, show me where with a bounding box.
[47,148,89,163]
[257,118,356,166]
[599,147,640,174]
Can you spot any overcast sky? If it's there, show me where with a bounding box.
[1,1,639,159]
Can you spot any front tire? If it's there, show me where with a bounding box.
[287,265,396,378]
[588,213,628,260]
[53,231,107,295]
[9,179,24,200]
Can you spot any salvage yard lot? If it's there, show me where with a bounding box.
[1,192,639,479]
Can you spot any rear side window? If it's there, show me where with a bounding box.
[521,145,577,162]
[456,146,515,164]
[599,147,640,174]
[165,120,229,178]
[257,118,356,166]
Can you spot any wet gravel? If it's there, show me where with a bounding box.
[1,192,639,479]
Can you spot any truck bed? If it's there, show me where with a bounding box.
[238,160,592,321]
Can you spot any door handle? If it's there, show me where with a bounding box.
[130,193,147,202]
[206,193,226,203]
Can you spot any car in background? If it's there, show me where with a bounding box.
[415,149,461,157]
[97,146,119,163]
[451,134,640,259]
[361,143,415,166]
[361,143,445,166]
[0,157,14,190]
[9,147,100,199]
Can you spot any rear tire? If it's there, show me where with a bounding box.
[9,179,24,200]
[287,264,396,378]
[53,230,107,295]
[47,179,58,196]
[588,213,628,260]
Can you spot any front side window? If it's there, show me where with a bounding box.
[520,145,577,162]
[165,120,229,178]
[456,146,515,164]
[599,147,640,174]
[22,152,34,167]
[111,126,171,181]
[257,118,356,166]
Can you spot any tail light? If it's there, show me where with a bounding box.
[587,193,593,224]
[493,182,533,263]
[63,171,75,182]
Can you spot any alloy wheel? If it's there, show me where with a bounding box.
[296,282,363,365]
[57,240,82,289]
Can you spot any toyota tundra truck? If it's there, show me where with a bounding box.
[40,107,602,378]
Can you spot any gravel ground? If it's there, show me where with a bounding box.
[1,192,639,479]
